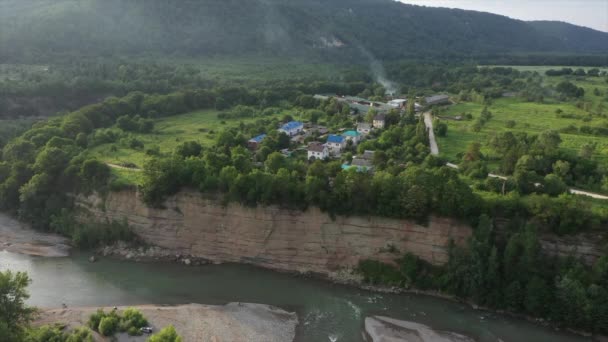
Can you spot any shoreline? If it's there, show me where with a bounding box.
[0,213,70,257]
[94,242,600,340]
[34,303,298,342]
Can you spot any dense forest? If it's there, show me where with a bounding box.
[1,0,608,63]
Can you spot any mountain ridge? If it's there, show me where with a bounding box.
[1,0,607,63]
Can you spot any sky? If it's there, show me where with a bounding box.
[398,0,608,32]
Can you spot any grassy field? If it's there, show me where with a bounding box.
[436,73,608,169]
[87,108,303,182]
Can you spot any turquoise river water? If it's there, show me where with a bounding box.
[0,251,592,342]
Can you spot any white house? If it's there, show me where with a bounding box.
[357,123,371,135]
[326,134,346,155]
[307,142,329,160]
[278,121,304,136]
[388,99,407,108]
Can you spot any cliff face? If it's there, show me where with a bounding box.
[77,190,472,275]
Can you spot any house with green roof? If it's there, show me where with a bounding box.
[342,130,361,145]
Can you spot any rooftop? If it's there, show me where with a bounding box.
[248,134,266,143]
[327,134,345,143]
[425,94,449,103]
[374,114,386,120]
[343,130,360,137]
[280,121,303,130]
[357,122,371,129]
[351,158,372,167]
[308,142,326,152]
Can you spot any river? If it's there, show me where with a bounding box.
[0,250,591,342]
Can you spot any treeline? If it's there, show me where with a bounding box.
[359,215,608,334]
[545,67,606,77]
[0,59,358,119]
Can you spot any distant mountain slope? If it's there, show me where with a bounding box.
[1,0,607,62]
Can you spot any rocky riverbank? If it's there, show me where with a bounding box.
[35,303,298,342]
[96,242,210,266]
[365,316,475,342]
[0,213,70,257]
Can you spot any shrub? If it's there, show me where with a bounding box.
[98,316,118,336]
[127,326,142,336]
[121,308,148,331]
[505,120,516,128]
[88,309,105,330]
[148,325,182,342]
[66,327,94,342]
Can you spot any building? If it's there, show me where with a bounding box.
[278,121,304,136]
[307,142,329,160]
[342,157,373,172]
[247,134,266,150]
[357,123,372,135]
[425,94,450,106]
[342,130,361,145]
[307,125,329,135]
[361,150,375,161]
[388,99,407,108]
[373,114,386,129]
[326,134,346,155]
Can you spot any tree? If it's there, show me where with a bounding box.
[175,141,202,158]
[98,316,118,336]
[463,142,482,162]
[0,271,35,342]
[542,174,567,196]
[148,325,182,342]
[264,152,285,174]
[434,121,448,137]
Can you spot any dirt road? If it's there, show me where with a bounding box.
[423,112,439,155]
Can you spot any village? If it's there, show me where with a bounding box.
[246,94,450,172]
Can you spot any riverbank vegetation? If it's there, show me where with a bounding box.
[358,214,608,334]
[0,270,182,342]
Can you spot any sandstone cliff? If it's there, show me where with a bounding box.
[77,190,472,275]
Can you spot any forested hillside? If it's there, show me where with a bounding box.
[1,0,608,63]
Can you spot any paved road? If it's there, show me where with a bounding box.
[423,112,439,155]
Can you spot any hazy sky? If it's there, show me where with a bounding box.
[399,0,608,32]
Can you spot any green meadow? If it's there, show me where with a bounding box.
[87,108,303,183]
[437,73,608,169]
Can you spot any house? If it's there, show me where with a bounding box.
[278,121,304,136]
[361,150,375,160]
[307,125,329,135]
[247,134,266,150]
[326,134,346,155]
[342,130,361,145]
[373,114,386,129]
[342,158,373,172]
[388,99,407,108]
[425,94,450,106]
[307,142,329,160]
[357,123,372,135]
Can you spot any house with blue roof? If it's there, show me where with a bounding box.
[278,121,303,137]
[327,134,345,155]
[247,134,266,150]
